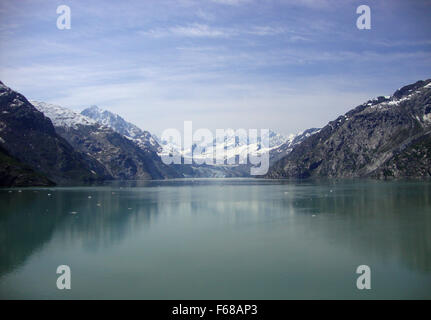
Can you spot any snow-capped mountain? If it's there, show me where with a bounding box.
[0,83,108,186]
[34,101,320,177]
[156,128,319,165]
[32,101,181,180]
[156,129,288,159]
[81,105,160,153]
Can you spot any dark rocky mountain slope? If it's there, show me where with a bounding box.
[269,128,320,164]
[266,79,431,179]
[0,145,54,187]
[0,81,109,185]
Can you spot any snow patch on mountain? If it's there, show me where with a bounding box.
[365,79,431,111]
[31,101,96,129]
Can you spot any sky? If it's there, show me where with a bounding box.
[0,0,430,136]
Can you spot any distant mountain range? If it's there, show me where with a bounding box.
[156,129,292,161]
[80,105,269,177]
[1,78,430,186]
[153,127,320,177]
[80,104,317,178]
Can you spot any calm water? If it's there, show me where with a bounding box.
[0,179,430,299]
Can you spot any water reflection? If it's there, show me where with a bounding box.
[0,179,430,298]
[281,181,431,273]
[0,188,158,276]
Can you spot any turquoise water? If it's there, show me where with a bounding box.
[0,179,430,299]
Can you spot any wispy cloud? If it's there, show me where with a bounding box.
[247,26,285,36]
[170,23,233,37]
[210,0,252,6]
[195,9,215,21]
[141,23,230,38]
[142,23,290,38]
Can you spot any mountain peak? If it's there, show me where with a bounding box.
[81,106,160,153]
[393,78,431,99]
[88,105,101,112]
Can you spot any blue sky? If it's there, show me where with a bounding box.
[0,0,430,135]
